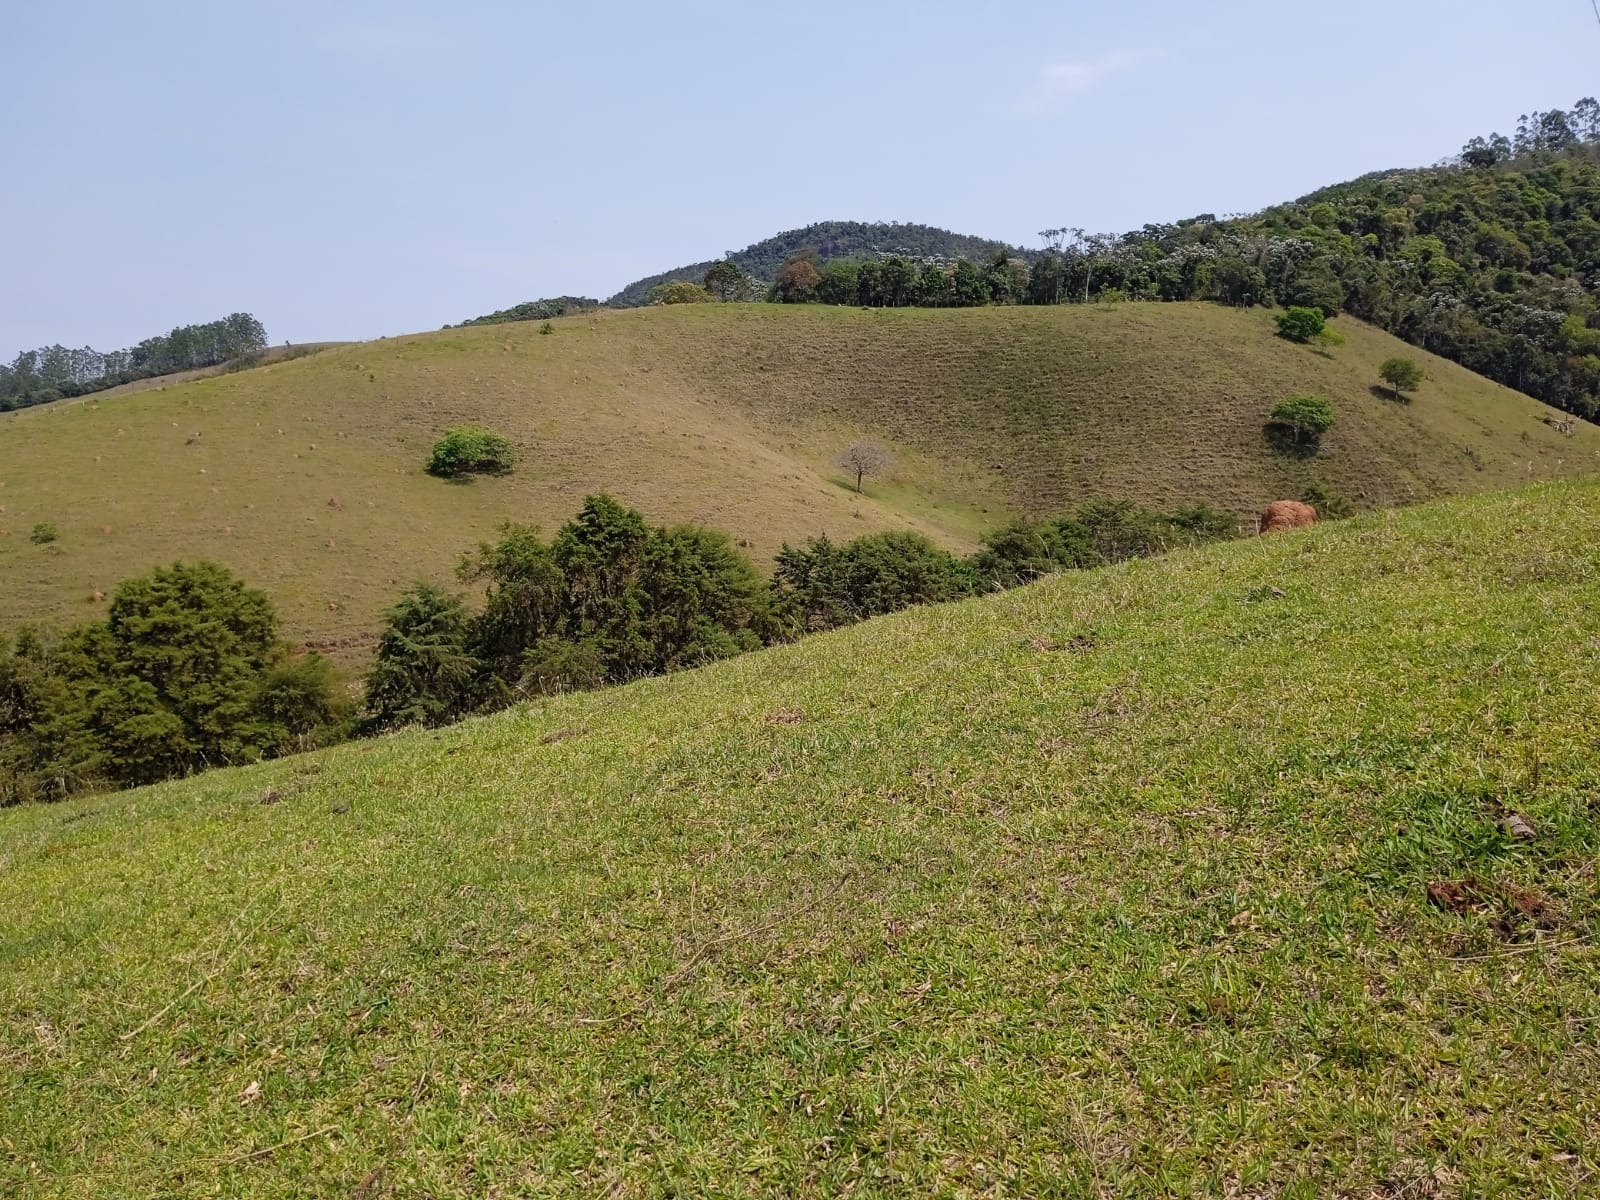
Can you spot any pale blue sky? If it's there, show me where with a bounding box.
[3,1,1597,356]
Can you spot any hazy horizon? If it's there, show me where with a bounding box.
[5,0,1599,356]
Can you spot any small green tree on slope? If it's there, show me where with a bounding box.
[1379,356,1424,402]
[365,584,480,729]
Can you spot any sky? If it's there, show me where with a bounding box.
[3,0,1599,356]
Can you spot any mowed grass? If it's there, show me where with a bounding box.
[3,480,1599,1197]
[1,303,1594,665]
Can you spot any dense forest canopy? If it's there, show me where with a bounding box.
[0,313,268,412]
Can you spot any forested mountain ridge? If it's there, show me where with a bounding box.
[604,220,1030,308]
[17,105,1600,423]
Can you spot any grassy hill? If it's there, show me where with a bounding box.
[82,342,353,401]
[1,302,1594,662]
[3,480,1598,1196]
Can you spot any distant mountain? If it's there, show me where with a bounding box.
[606,221,1031,308]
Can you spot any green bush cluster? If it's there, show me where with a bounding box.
[772,532,975,633]
[0,562,348,804]
[369,495,1240,731]
[427,426,517,478]
[6,495,1244,801]
[454,296,598,328]
[650,281,715,305]
[365,496,771,728]
[1275,307,1328,343]
[972,499,1238,589]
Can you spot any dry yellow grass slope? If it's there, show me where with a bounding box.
[1,302,1593,661]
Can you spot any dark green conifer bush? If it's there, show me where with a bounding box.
[0,562,345,800]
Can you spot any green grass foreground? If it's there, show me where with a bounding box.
[3,481,1599,1196]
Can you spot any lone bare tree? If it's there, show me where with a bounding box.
[838,441,890,492]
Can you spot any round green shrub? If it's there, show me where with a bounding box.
[649,281,714,305]
[1275,306,1328,343]
[427,426,516,478]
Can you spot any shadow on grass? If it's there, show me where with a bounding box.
[1263,425,1323,459]
[1370,384,1410,404]
[826,475,872,498]
[427,468,517,485]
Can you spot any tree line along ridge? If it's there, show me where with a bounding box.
[1,314,269,413]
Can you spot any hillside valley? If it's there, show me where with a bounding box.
[1,302,1592,663]
[12,7,1600,1195]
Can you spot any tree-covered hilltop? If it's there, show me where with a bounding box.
[452,296,600,327]
[1190,100,1600,419]
[0,313,268,412]
[605,221,1031,308]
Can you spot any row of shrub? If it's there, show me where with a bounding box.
[4,491,1319,803]
[364,495,1240,727]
